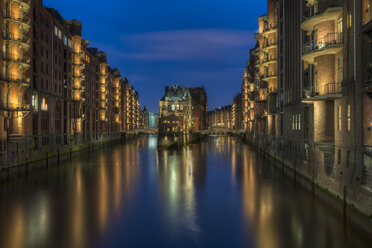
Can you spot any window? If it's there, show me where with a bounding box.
[32,94,38,112]
[171,105,175,111]
[347,104,351,131]
[298,114,301,130]
[338,149,341,165]
[63,35,67,46]
[338,105,342,131]
[370,98,372,128]
[337,17,343,34]
[3,92,8,107]
[314,65,318,91]
[41,98,47,111]
[347,14,352,29]
[337,56,343,85]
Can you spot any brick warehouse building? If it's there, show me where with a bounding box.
[241,0,372,217]
[159,85,207,134]
[0,0,143,166]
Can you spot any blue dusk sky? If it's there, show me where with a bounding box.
[43,0,266,113]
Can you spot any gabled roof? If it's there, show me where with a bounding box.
[161,85,191,101]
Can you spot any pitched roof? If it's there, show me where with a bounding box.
[161,85,191,101]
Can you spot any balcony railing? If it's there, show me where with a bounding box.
[265,87,277,95]
[1,102,30,111]
[263,40,278,49]
[303,1,344,19]
[261,72,278,79]
[303,82,341,98]
[3,34,31,46]
[9,0,31,8]
[0,74,30,86]
[3,12,31,25]
[263,23,278,32]
[2,53,30,65]
[303,33,343,55]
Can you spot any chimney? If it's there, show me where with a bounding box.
[165,86,169,94]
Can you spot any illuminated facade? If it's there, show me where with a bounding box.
[207,106,232,129]
[159,85,207,134]
[232,93,243,130]
[159,85,193,134]
[0,0,32,162]
[0,0,143,165]
[242,0,372,217]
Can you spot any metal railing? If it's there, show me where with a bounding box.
[3,33,31,45]
[263,40,278,49]
[303,1,344,19]
[0,74,29,85]
[2,52,30,65]
[1,102,30,111]
[303,33,343,54]
[263,23,277,32]
[303,82,341,97]
[3,11,31,25]
[9,0,31,7]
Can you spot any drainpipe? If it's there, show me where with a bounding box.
[352,0,357,188]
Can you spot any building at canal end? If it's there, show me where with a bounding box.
[158,85,207,134]
[240,0,372,217]
[0,0,144,166]
[207,105,233,129]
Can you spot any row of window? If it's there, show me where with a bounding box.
[291,114,301,131]
[337,104,351,132]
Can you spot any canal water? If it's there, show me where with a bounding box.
[0,136,371,248]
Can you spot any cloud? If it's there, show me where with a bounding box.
[117,29,255,62]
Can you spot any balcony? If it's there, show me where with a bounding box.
[264,87,277,96]
[302,2,343,34]
[262,23,277,37]
[0,74,30,88]
[261,72,278,81]
[262,41,278,52]
[302,33,343,63]
[3,34,31,48]
[262,57,277,67]
[8,0,31,10]
[302,82,342,102]
[73,74,85,80]
[2,53,30,67]
[3,12,31,29]
[255,59,261,68]
[254,31,261,40]
[1,102,30,112]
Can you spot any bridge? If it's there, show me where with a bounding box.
[194,128,246,136]
[122,129,158,135]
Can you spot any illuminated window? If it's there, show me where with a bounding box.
[41,98,48,111]
[32,94,38,112]
[337,17,343,33]
[63,35,67,46]
[347,14,352,29]
[347,104,351,131]
[338,105,342,131]
[171,105,175,111]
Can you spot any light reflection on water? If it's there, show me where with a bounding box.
[0,135,371,248]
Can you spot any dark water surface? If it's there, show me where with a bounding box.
[0,136,371,248]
